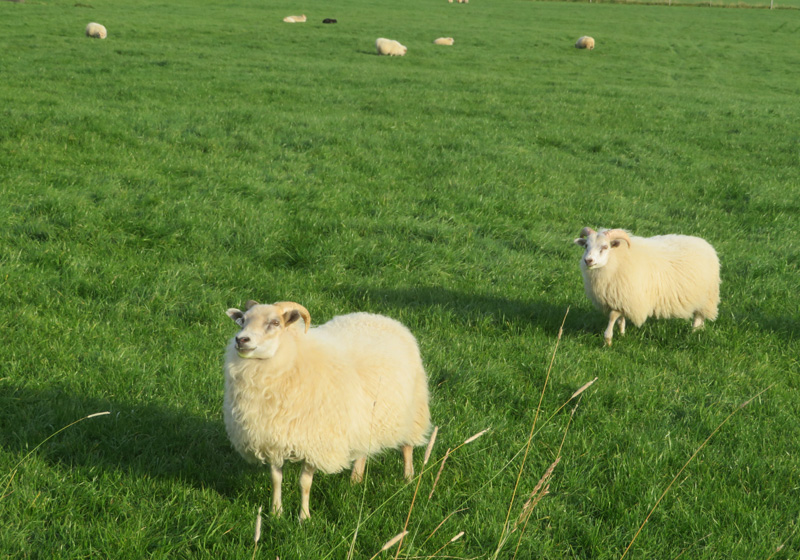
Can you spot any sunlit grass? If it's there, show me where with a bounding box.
[1,0,798,557]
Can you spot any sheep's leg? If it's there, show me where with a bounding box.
[604,310,623,346]
[299,462,315,521]
[402,444,414,481]
[270,463,283,517]
[617,316,626,336]
[692,313,705,330]
[351,456,366,484]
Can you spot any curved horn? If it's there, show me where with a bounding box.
[579,227,596,238]
[274,301,311,333]
[603,229,631,248]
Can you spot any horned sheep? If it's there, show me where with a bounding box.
[574,227,720,346]
[376,38,407,56]
[575,36,595,49]
[85,22,107,39]
[223,301,431,520]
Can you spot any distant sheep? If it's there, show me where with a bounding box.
[574,228,720,346]
[85,22,107,39]
[322,18,337,24]
[283,14,306,23]
[434,37,455,46]
[224,301,431,520]
[376,38,407,56]
[575,36,595,49]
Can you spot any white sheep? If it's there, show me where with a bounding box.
[434,37,455,46]
[574,227,720,346]
[85,22,107,39]
[282,14,307,23]
[224,301,431,520]
[575,36,595,49]
[376,38,407,56]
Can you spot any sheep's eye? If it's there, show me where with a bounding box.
[270,319,281,328]
[601,245,609,251]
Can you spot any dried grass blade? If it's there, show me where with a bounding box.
[423,426,438,465]
[428,448,450,500]
[462,428,490,446]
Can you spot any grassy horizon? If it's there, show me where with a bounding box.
[1,0,799,558]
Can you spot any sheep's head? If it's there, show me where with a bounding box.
[574,227,631,270]
[226,301,311,359]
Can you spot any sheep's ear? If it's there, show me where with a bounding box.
[610,239,622,248]
[574,238,587,247]
[226,308,245,327]
[245,300,259,310]
[283,310,302,328]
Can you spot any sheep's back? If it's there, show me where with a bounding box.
[314,313,430,451]
[617,235,719,323]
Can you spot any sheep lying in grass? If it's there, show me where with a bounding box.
[575,36,595,49]
[376,38,407,56]
[224,301,431,520]
[574,227,720,346]
[434,37,455,46]
[283,14,306,23]
[85,22,107,39]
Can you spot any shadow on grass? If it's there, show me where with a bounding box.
[751,312,798,342]
[0,383,249,495]
[351,285,591,333]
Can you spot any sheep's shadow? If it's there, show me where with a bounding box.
[340,285,590,334]
[0,383,249,495]
[750,312,798,342]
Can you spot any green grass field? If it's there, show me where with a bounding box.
[1,0,799,558]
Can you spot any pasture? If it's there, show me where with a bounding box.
[1,0,798,558]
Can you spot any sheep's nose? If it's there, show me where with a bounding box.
[236,335,250,346]
[584,257,594,266]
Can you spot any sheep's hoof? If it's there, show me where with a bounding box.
[351,472,363,484]
[604,337,613,347]
[299,510,311,522]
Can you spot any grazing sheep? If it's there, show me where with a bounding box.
[434,37,455,46]
[376,38,407,56]
[575,36,595,49]
[574,228,720,346]
[224,301,431,520]
[282,14,306,23]
[85,22,107,39]
[322,18,337,24]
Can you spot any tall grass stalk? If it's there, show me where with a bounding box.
[765,526,798,560]
[396,427,484,558]
[1,411,110,500]
[370,531,408,560]
[419,509,468,551]
[619,384,775,560]
[423,530,465,559]
[491,308,568,560]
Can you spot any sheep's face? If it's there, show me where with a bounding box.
[226,303,304,359]
[574,232,623,270]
